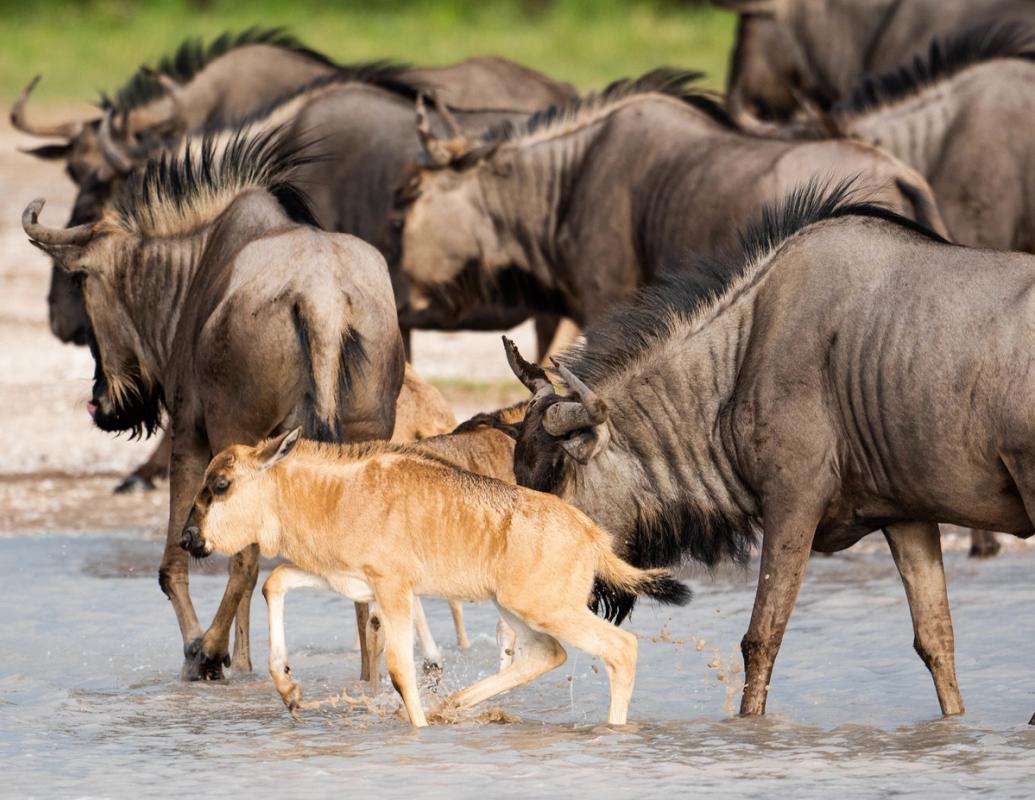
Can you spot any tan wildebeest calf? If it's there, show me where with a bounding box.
[181,428,690,727]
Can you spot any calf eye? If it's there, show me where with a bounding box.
[213,476,231,495]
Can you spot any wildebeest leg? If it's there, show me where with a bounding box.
[160,436,207,679]
[449,600,470,650]
[539,317,581,363]
[356,602,373,682]
[365,608,385,694]
[883,521,964,716]
[496,617,517,669]
[230,547,261,672]
[968,529,1001,559]
[448,606,568,715]
[740,501,821,717]
[372,584,426,727]
[114,429,172,493]
[262,564,332,718]
[190,544,260,677]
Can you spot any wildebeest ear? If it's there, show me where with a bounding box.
[19,142,73,160]
[256,427,302,470]
[557,423,612,464]
[502,336,554,399]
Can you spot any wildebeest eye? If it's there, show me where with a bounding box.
[212,476,231,495]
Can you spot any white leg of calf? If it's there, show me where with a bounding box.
[413,597,442,666]
[262,564,332,716]
[496,617,517,670]
[450,601,471,650]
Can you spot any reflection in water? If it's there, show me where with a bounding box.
[3,535,1034,798]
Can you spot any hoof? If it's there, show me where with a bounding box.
[968,536,1002,559]
[182,638,231,681]
[113,472,157,494]
[281,684,304,719]
[1029,711,1035,726]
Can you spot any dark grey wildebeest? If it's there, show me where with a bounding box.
[22,127,406,680]
[203,70,559,349]
[506,180,1035,723]
[715,0,1035,124]
[395,69,945,328]
[790,24,1035,556]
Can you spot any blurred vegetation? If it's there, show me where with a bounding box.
[0,0,735,105]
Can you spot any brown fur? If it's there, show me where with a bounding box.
[185,430,687,726]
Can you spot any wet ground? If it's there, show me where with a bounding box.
[3,120,1034,798]
[3,533,1034,799]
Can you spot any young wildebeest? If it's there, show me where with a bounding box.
[714,0,1035,124]
[181,429,689,727]
[22,127,406,681]
[506,180,1035,723]
[790,23,1035,557]
[394,69,945,329]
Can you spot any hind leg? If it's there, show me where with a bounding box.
[413,597,442,666]
[449,601,470,650]
[448,606,567,710]
[884,521,964,716]
[528,605,639,725]
[372,583,426,727]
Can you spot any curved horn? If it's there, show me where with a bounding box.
[10,75,85,139]
[502,336,554,398]
[98,111,138,175]
[415,93,455,168]
[550,359,608,424]
[22,198,95,246]
[430,91,463,138]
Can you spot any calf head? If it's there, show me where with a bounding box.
[22,198,161,438]
[182,428,302,558]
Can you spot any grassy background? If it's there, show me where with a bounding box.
[0,0,736,106]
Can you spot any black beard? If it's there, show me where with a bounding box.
[87,331,164,440]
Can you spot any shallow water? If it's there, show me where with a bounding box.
[3,533,1033,799]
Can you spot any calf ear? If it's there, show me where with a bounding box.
[257,427,302,470]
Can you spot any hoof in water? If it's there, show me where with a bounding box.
[113,472,157,494]
[182,639,231,681]
[968,532,1002,559]
[1029,711,1035,726]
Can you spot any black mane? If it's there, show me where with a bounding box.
[100,27,338,113]
[562,178,948,388]
[476,67,736,148]
[836,22,1035,115]
[226,62,422,131]
[112,124,323,234]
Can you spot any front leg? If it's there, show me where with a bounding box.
[262,564,332,717]
[195,544,260,676]
[740,498,823,717]
[158,433,208,679]
[884,521,964,716]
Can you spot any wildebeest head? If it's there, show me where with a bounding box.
[12,78,167,343]
[714,0,814,124]
[393,95,509,317]
[181,429,302,558]
[22,198,162,439]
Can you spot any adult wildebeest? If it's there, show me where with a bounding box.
[714,0,1035,124]
[22,126,406,681]
[394,69,945,328]
[790,23,1035,556]
[182,429,689,726]
[13,32,574,490]
[506,179,1035,723]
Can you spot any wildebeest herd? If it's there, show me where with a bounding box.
[14,0,1035,727]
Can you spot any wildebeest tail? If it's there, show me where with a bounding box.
[290,300,366,443]
[592,546,691,625]
[894,178,951,241]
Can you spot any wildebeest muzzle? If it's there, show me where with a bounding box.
[180,508,209,558]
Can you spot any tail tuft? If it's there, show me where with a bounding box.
[592,545,692,625]
[641,574,692,607]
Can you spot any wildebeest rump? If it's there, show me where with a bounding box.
[507,179,1035,722]
[716,0,1035,123]
[395,69,946,328]
[22,127,406,680]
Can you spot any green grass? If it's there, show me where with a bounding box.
[0,0,736,105]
